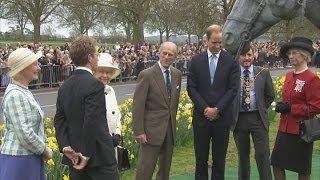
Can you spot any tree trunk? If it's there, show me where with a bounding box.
[159,30,163,43]
[285,20,292,41]
[222,0,228,21]
[33,16,41,43]
[17,19,25,38]
[188,33,191,44]
[165,27,169,41]
[85,28,89,35]
[124,22,132,41]
[132,11,145,44]
[20,28,24,38]
[80,23,85,35]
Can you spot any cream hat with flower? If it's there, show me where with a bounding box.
[7,48,42,77]
[97,53,120,79]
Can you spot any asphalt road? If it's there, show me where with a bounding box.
[0,67,316,117]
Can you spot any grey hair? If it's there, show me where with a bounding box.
[296,49,312,62]
[159,42,178,55]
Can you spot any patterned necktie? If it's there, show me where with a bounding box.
[209,54,217,84]
[165,69,171,98]
[241,69,251,111]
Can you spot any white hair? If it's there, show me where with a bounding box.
[297,49,312,62]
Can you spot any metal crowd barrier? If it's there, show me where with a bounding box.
[0,59,191,91]
[0,65,77,91]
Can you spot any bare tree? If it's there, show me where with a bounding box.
[96,0,151,44]
[176,0,220,41]
[267,17,320,41]
[0,0,9,18]
[219,0,236,21]
[57,0,105,35]
[146,0,182,42]
[99,6,134,41]
[7,0,65,43]
[4,5,30,37]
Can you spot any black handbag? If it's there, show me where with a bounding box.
[117,137,130,171]
[299,107,320,143]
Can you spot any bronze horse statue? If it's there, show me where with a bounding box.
[222,0,320,56]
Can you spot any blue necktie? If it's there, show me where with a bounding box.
[165,69,171,98]
[209,54,217,84]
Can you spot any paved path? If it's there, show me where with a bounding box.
[0,67,317,117]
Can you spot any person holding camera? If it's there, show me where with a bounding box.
[271,37,320,180]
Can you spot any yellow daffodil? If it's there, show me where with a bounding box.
[47,159,55,166]
[47,137,58,151]
[46,128,52,135]
[63,174,70,180]
[0,124,5,131]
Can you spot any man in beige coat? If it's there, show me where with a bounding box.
[133,42,182,180]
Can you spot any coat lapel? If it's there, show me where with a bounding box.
[152,64,170,105]
[170,69,178,104]
[210,50,224,87]
[200,52,211,86]
[253,66,260,99]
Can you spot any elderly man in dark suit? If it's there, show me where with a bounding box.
[231,47,275,180]
[54,36,118,180]
[133,41,182,180]
[187,24,240,180]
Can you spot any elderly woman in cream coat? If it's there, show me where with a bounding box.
[94,53,122,158]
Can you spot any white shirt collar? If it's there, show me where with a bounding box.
[240,65,254,74]
[158,61,171,73]
[207,49,221,60]
[76,66,93,75]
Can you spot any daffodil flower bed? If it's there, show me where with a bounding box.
[0,74,309,179]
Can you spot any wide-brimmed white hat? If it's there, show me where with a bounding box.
[97,53,120,79]
[7,48,42,77]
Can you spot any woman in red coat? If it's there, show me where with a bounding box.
[271,37,320,180]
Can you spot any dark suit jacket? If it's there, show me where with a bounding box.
[54,69,117,168]
[187,50,240,127]
[133,63,182,145]
[231,66,275,131]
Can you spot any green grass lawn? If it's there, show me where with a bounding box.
[120,114,320,179]
[0,40,68,47]
[0,40,115,48]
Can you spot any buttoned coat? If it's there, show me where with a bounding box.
[132,63,182,146]
[278,70,320,134]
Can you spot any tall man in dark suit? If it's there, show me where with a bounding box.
[231,48,274,180]
[54,36,119,180]
[187,24,240,180]
[133,42,182,180]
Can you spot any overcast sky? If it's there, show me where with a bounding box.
[0,18,73,37]
[0,19,156,38]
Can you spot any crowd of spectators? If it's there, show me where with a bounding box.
[252,41,320,68]
[0,39,319,89]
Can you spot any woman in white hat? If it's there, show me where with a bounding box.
[0,48,52,180]
[94,53,122,157]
